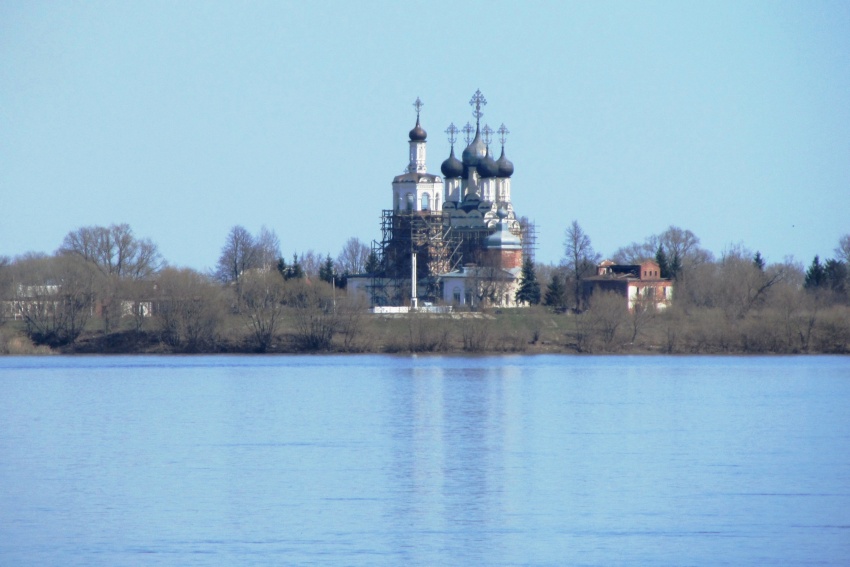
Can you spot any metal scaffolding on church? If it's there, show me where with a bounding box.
[369,210,462,306]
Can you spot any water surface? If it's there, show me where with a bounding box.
[1,355,848,565]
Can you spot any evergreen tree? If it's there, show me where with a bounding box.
[278,253,304,280]
[669,251,682,280]
[515,257,541,305]
[804,255,826,290]
[544,273,567,309]
[364,251,380,275]
[655,245,670,278]
[753,251,766,272]
[319,254,335,284]
[824,259,847,294]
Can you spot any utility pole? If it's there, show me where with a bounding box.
[411,251,418,310]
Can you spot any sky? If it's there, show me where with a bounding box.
[2,1,848,271]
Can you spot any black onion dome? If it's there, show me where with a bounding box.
[478,148,499,178]
[441,147,463,178]
[496,146,514,177]
[461,130,487,167]
[409,117,427,141]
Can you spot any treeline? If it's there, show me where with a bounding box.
[522,224,850,354]
[1,222,848,355]
[0,224,372,353]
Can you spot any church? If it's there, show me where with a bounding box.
[348,91,532,310]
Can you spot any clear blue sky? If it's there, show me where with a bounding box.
[2,1,848,270]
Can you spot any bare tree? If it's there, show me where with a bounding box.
[0,256,11,322]
[836,234,850,264]
[470,265,515,308]
[255,226,281,271]
[611,241,653,264]
[11,254,97,347]
[285,279,337,350]
[215,226,257,285]
[337,237,371,275]
[59,223,162,280]
[612,225,713,280]
[155,268,223,352]
[298,250,322,279]
[240,268,286,352]
[58,224,162,332]
[562,220,601,310]
[656,226,712,278]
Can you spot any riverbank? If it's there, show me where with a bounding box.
[3,305,848,355]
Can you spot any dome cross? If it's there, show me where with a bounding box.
[498,123,510,146]
[482,124,494,148]
[469,89,487,128]
[462,122,474,145]
[445,123,459,146]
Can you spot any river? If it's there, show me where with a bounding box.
[1,355,848,565]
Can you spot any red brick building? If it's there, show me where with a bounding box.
[582,260,673,311]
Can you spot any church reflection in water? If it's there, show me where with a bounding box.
[385,362,527,560]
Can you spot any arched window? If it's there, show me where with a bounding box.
[406,193,414,211]
[421,193,430,210]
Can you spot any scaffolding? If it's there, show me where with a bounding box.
[518,216,538,264]
[369,210,461,306]
[367,210,535,307]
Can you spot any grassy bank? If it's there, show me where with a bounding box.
[3,302,849,355]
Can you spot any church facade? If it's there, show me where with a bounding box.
[348,91,529,309]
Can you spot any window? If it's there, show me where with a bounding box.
[453,288,461,304]
[421,193,430,210]
[406,193,414,211]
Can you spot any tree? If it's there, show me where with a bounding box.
[215,225,257,285]
[364,251,380,275]
[0,256,12,320]
[612,225,712,280]
[753,251,766,272]
[470,264,515,308]
[562,220,601,310]
[240,268,286,352]
[836,234,850,264]
[544,272,568,309]
[515,256,541,305]
[11,254,97,347]
[337,237,371,275]
[254,226,282,271]
[59,223,162,280]
[655,245,670,278]
[319,254,335,285]
[669,250,683,280]
[155,268,223,351]
[298,250,322,279]
[824,259,847,295]
[278,253,305,281]
[285,279,338,350]
[804,256,826,290]
[656,226,712,279]
[59,223,163,332]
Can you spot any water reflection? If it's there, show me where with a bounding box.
[386,362,526,563]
